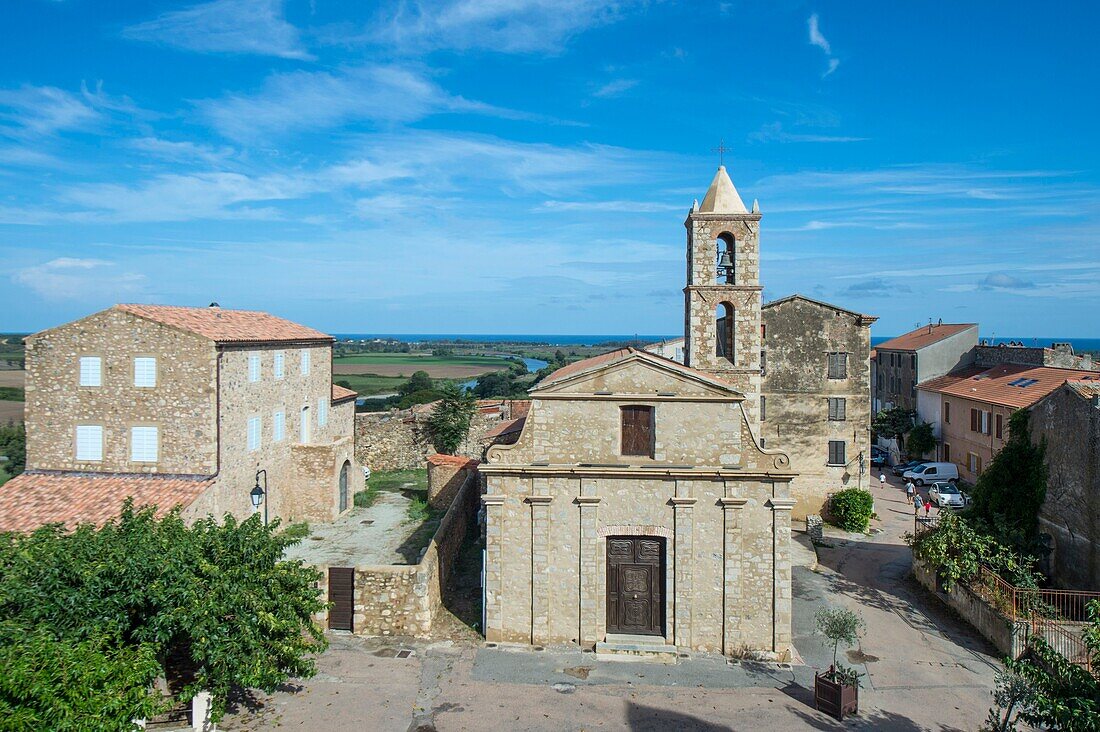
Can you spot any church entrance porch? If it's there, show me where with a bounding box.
[606,536,665,637]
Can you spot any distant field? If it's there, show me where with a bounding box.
[330,373,406,396]
[0,400,23,424]
[333,352,512,378]
[0,371,24,388]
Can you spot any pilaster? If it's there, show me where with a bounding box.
[482,494,505,642]
[671,488,697,648]
[720,494,748,654]
[526,477,553,645]
[768,497,796,654]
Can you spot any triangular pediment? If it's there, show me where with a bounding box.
[533,351,744,399]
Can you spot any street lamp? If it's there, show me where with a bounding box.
[857,451,866,490]
[252,469,268,526]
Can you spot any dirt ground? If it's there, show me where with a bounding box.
[333,363,508,378]
[0,401,22,424]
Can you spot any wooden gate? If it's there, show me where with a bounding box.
[328,567,354,632]
[606,536,664,636]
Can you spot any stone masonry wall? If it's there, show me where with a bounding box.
[24,309,218,475]
[355,405,520,471]
[313,466,479,637]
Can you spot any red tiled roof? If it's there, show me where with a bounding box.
[0,472,213,533]
[508,400,531,419]
[537,347,738,392]
[426,454,479,468]
[115,304,332,344]
[875,323,976,352]
[485,416,525,439]
[1066,380,1100,400]
[918,364,1100,409]
[332,384,358,403]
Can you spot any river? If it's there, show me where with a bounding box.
[460,357,548,392]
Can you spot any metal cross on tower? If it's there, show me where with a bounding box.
[711,140,731,166]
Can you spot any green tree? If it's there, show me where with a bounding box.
[828,488,875,533]
[968,410,1047,540]
[0,504,327,725]
[553,349,567,365]
[871,406,916,445]
[426,384,476,454]
[906,422,936,459]
[906,511,1039,591]
[399,370,434,397]
[0,421,25,476]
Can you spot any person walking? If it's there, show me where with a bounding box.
[905,481,915,504]
[923,498,932,517]
[879,473,887,488]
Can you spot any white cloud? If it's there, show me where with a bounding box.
[13,258,146,300]
[0,85,98,138]
[538,199,681,213]
[196,65,536,142]
[370,0,636,54]
[122,0,312,59]
[808,13,839,77]
[979,272,1034,290]
[593,79,638,98]
[129,137,235,166]
[749,122,866,144]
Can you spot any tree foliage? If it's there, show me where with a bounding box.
[906,421,936,459]
[814,607,866,686]
[1003,622,1100,732]
[399,370,435,397]
[427,384,476,454]
[0,421,25,476]
[968,410,1047,540]
[907,511,1040,591]
[871,406,916,443]
[828,488,875,533]
[0,504,327,727]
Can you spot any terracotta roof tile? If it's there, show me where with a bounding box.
[537,347,739,393]
[115,304,332,344]
[426,454,479,468]
[876,323,977,352]
[1066,380,1100,400]
[485,416,525,439]
[0,472,213,533]
[918,364,1100,409]
[331,384,358,403]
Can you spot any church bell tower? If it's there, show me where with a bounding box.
[683,165,763,425]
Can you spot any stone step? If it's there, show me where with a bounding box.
[595,634,679,663]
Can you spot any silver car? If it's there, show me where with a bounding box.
[929,481,965,508]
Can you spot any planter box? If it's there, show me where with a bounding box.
[814,667,858,721]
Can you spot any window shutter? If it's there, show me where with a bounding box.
[248,417,261,451]
[274,351,285,379]
[300,349,311,375]
[248,353,261,382]
[134,357,156,387]
[838,398,846,421]
[970,409,978,432]
[79,356,102,387]
[274,411,285,442]
[621,406,653,457]
[995,414,1003,439]
[130,426,158,462]
[76,425,103,461]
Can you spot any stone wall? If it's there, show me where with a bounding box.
[1030,385,1100,590]
[355,401,528,471]
[314,466,479,638]
[761,296,874,521]
[913,559,1027,659]
[24,308,218,475]
[427,453,478,510]
[976,343,1097,371]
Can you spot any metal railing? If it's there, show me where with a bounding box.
[912,514,940,535]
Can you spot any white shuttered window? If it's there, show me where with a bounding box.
[134,357,156,387]
[76,425,103,461]
[300,349,311,375]
[273,411,285,442]
[248,352,261,382]
[248,416,261,451]
[317,397,328,427]
[274,351,285,379]
[79,356,102,387]
[130,426,158,462]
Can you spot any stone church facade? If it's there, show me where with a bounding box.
[481,167,802,657]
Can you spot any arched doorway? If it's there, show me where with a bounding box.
[339,460,350,512]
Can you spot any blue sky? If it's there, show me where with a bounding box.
[1,1,1098,337]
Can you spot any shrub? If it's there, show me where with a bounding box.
[353,483,380,508]
[829,488,874,533]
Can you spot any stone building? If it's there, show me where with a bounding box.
[975,341,1097,372]
[916,363,1097,484]
[873,323,978,412]
[0,304,359,532]
[760,296,877,520]
[480,167,799,658]
[1029,381,1100,590]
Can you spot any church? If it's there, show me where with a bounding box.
[478,165,847,658]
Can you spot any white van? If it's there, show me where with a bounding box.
[903,462,960,486]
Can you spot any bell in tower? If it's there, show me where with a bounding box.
[682,164,764,425]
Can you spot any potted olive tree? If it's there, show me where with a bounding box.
[813,607,866,721]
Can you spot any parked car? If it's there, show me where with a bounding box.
[928,481,966,508]
[891,459,929,477]
[903,462,960,486]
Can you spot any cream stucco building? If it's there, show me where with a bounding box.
[480,167,799,657]
[0,304,359,532]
